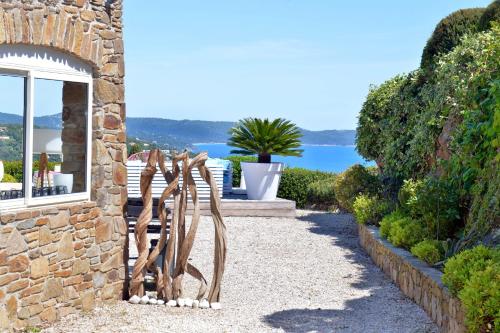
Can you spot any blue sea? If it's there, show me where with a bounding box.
[193,143,374,173]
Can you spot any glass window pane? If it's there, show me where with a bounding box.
[0,74,26,201]
[33,78,88,197]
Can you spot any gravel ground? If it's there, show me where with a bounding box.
[43,210,438,333]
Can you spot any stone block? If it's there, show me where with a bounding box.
[42,278,63,301]
[8,254,29,272]
[57,231,75,261]
[49,211,70,229]
[6,228,28,255]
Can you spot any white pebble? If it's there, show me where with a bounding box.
[184,298,193,307]
[148,298,158,305]
[177,298,186,307]
[199,299,209,309]
[157,300,165,305]
[192,300,199,309]
[140,295,149,305]
[166,300,177,307]
[128,295,141,304]
[210,302,222,310]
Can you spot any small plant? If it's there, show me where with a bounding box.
[459,264,499,333]
[379,210,405,239]
[228,118,303,163]
[442,245,499,296]
[411,240,444,265]
[1,173,16,183]
[387,216,426,250]
[353,194,393,225]
[333,164,380,212]
[306,178,337,210]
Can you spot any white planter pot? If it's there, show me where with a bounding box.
[54,173,73,194]
[240,170,246,190]
[241,162,284,200]
[0,161,3,182]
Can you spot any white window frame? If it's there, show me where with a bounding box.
[0,46,92,211]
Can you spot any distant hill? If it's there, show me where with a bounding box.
[0,112,356,148]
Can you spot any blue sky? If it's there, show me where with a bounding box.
[123,0,491,130]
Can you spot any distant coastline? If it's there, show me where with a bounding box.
[192,142,356,147]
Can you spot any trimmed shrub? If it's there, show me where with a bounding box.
[398,179,421,213]
[333,164,380,212]
[278,168,336,208]
[379,210,405,239]
[478,0,500,31]
[353,194,394,225]
[442,245,500,296]
[411,240,444,265]
[0,174,16,183]
[421,8,485,71]
[224,156,257,187]
[306,178,337,210]
[387,216,426,250]
[459,264,500,333]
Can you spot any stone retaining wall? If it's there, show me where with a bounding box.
[358,224,466,333]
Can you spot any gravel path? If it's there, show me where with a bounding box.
[43,210,437,333]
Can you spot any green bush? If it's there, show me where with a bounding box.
[1,174,17,183]
[379,210,405,239]
[224,156,258,187]
[421,8,485,71]
[387,216,426,250]
[478,0,500,31]
[459,264,500,333]
[411,240,444,265]
[442,245,500,296]
[333,164,380,212]
[2,160,57,182]
[306,178,337,210]
[278,168,336,208]
[352,194,393,225]
[398,179,422,214]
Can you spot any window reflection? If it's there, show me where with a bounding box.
[0,74,25,200]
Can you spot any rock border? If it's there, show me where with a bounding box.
[358,224,466,333]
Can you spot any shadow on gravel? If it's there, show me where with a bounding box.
[262,212,435,333]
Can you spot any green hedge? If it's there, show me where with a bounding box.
[2,160,57,182]
[277,168,336,208]
[306,178,337,211]
[333,164,380,212]
[224,156,257,187]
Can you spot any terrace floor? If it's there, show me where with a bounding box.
[42,211,438,333]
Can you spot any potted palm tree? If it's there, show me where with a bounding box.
[228,118,303,200]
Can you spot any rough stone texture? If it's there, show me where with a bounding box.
[358,224,466,333]
[0,0,126,331]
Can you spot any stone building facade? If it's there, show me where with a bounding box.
[0,0,127,330]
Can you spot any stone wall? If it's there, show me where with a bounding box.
[358,224,466,333]
[0,0,127,331]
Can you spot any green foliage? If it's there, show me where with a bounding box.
[442,245,499,296]
[478,0,500,31]
[411,240,444,265]
[1,174,16,183]
[2,160,57,183]
[333,164,380,212]
[224,155,258,187]
[398,179,421,214]
[0,124,24,161]
[356,75,407,162]
[228,118,303,163]
[421,8,485,72]
[277,168,336,208]
[387,216,426,250]
[353,194,394,225]
[405,176,461,240]
[306,178,337,211]
[379,210,405,239]
[459,264,500,333]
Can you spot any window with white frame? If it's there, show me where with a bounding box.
[0,45,92,209]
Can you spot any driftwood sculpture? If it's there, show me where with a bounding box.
[129,149,227,307]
